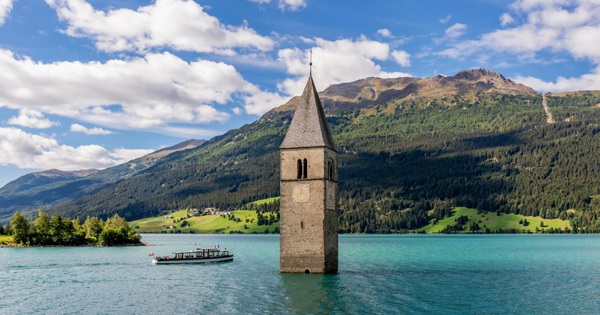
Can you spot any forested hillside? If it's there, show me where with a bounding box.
[26,70,600,232]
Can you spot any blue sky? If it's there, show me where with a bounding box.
[0,0,599,187]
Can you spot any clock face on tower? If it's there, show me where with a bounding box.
[292,184,310,203]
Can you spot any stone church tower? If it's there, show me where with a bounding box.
[279,74,338,274]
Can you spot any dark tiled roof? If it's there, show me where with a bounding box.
[280,76,337,151]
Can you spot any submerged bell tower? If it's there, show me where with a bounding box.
[279,70,338,274]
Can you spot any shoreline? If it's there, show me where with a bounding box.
[0,241,150,248]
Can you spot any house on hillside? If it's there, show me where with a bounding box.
[203,208,218,215]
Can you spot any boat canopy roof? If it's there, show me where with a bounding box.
[172,248,227,254]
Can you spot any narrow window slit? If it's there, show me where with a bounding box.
[303,158,308,178]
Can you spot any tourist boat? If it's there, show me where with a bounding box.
[151,247,233,265]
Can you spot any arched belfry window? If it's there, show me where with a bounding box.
[297,159,308,179]
[328,159,335,180]
[303,159,308,179]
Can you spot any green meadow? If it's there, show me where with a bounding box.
[131,209,279,234]
[418,207,571,233]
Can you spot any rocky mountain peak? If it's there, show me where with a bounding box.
[271,69,538,116]
[453,68,506,81]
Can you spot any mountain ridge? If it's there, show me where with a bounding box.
[273,68,537,115]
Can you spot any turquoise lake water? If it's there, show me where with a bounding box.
[1,234,600,314]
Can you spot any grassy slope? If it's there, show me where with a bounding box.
[133,206,570,234]
[249,197,280,205]
[419,207,570,233]
[131,209,279,234]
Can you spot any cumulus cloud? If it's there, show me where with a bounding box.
[500,13,515,26]
[7,109,60,128]
[0,0,12,25]
[249,0,307,11]
[277,37,411,96]
[445,23,468,39]
[391,50,411,67]
[0,50,272,128]
[46,0,274,54]
[0,127,152,170]
[377,28,393,38]
[70,123,113,135]
[243,89,290,115]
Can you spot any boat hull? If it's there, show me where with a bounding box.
[152,256,233,265]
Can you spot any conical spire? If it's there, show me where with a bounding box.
[280,75,337,151]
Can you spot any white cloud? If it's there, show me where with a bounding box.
[109,147,154,163]
[277,37,411,97]
[440,15,452,24]
[249,0,307,11]
[511,0,574,11]
[279,0,306,11]
[70,123,113,135]
[391,50,411,67]
[438,0,600,91]
[500,13,515,26]
[514,69,600,92]
[445,23,468,39]
[46,0,274,54]
[243,89,290,115]
[0,0,12,25]
[151,125,222,139]
[232,107,242,115]
[377,28,393,38]
[0,50,274,129]
[7,109,60,128]
[0,127,152,170]
[445,0,600,62]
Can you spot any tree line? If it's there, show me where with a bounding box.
[1,210,141,246]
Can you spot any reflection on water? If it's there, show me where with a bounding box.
[280,273,347,314]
